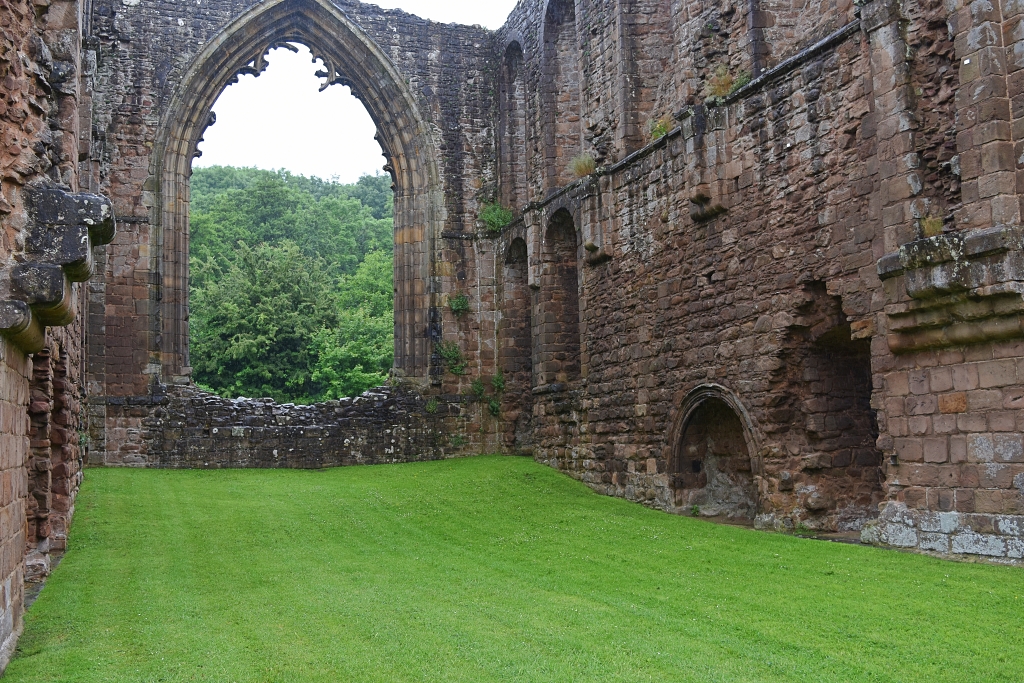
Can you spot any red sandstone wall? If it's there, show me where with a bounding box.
[77,0,1024,562]
[0,339,30,665]
[492,0,1024,559]
[0,0,93,666]
[86,0,506,461]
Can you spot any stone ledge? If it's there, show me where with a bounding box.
[877,226,1024,352]
[723,18,862,104]
[877,225,1024,283]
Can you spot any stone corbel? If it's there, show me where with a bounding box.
[583,240,612,265]
[877,226,1024,352]
[0,185,116,354]
[582,218,612,266]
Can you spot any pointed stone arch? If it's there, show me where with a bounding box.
[499,40,527,208]
[667,385,762,520]
[150,0,442,385]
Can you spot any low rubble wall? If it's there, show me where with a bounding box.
[99,385,472,468]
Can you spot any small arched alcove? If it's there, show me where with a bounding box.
[670,386,759,521]
[536,208,581,388]
[151,0,441,386]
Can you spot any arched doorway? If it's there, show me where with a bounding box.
[151,0,442,386]
[670,387,759,520]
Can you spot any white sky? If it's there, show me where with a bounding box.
[194,1,520,183]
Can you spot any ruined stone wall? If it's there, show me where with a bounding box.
[85,0,505,460]
[0,0,107,668]
[2,1,1017,673]
[513,29,888,533]
[74,0,1024,565]
[26,320,86,582]
[487,0,1024,562]
[102,385,476,468]
[0,338,30,668]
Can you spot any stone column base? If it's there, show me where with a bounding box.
[862,502,1024,563]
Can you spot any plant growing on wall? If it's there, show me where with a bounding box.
[449,293,470,316]
[425,397,439,414]
[704,65,751,106]
[649,115,674,141]
[480,203,514,236]
[491,369,505,394]
[920,214,945,238]
[471,377,486,398]
[436,341,467,375]
[570,154,596,178]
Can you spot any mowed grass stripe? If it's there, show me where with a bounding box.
[6,456,1022,682]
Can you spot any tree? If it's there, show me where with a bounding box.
[189,167,395,402]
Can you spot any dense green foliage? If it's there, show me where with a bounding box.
[188,166,394,402]
[9,457,1024,682]
[479,202,513,235]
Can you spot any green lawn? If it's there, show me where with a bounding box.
[7,457,1022,682]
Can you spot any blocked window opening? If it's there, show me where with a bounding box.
[536,209,581,387]
[499,42,527,208]
[187,43,396,404]
[542,0,582,189]
[671,398,757,520]
[617,0,674,156]
[801,325,884,529]
[499,238,534,450]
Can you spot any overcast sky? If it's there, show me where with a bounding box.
[195,1,520,183]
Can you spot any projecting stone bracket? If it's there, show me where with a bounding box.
[877,226,1024,353]
[0,185,116,354]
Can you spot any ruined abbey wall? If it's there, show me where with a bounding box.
[81,0,509,462]
[487,0,1024,558]
[3,0,1024,668]
[0,0,108,664]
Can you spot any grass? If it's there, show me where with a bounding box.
[8,456,1023,682]
[569,154,596,178]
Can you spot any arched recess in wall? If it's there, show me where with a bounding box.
[668,385,760,520]
[499,237,533,450]
[499,41,528,208]
[151,0,442,384]
[541,0,582,191]
[536,208,581,387]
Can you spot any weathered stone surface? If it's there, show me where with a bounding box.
[103,385,472,468]
[3,0,1024,668]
